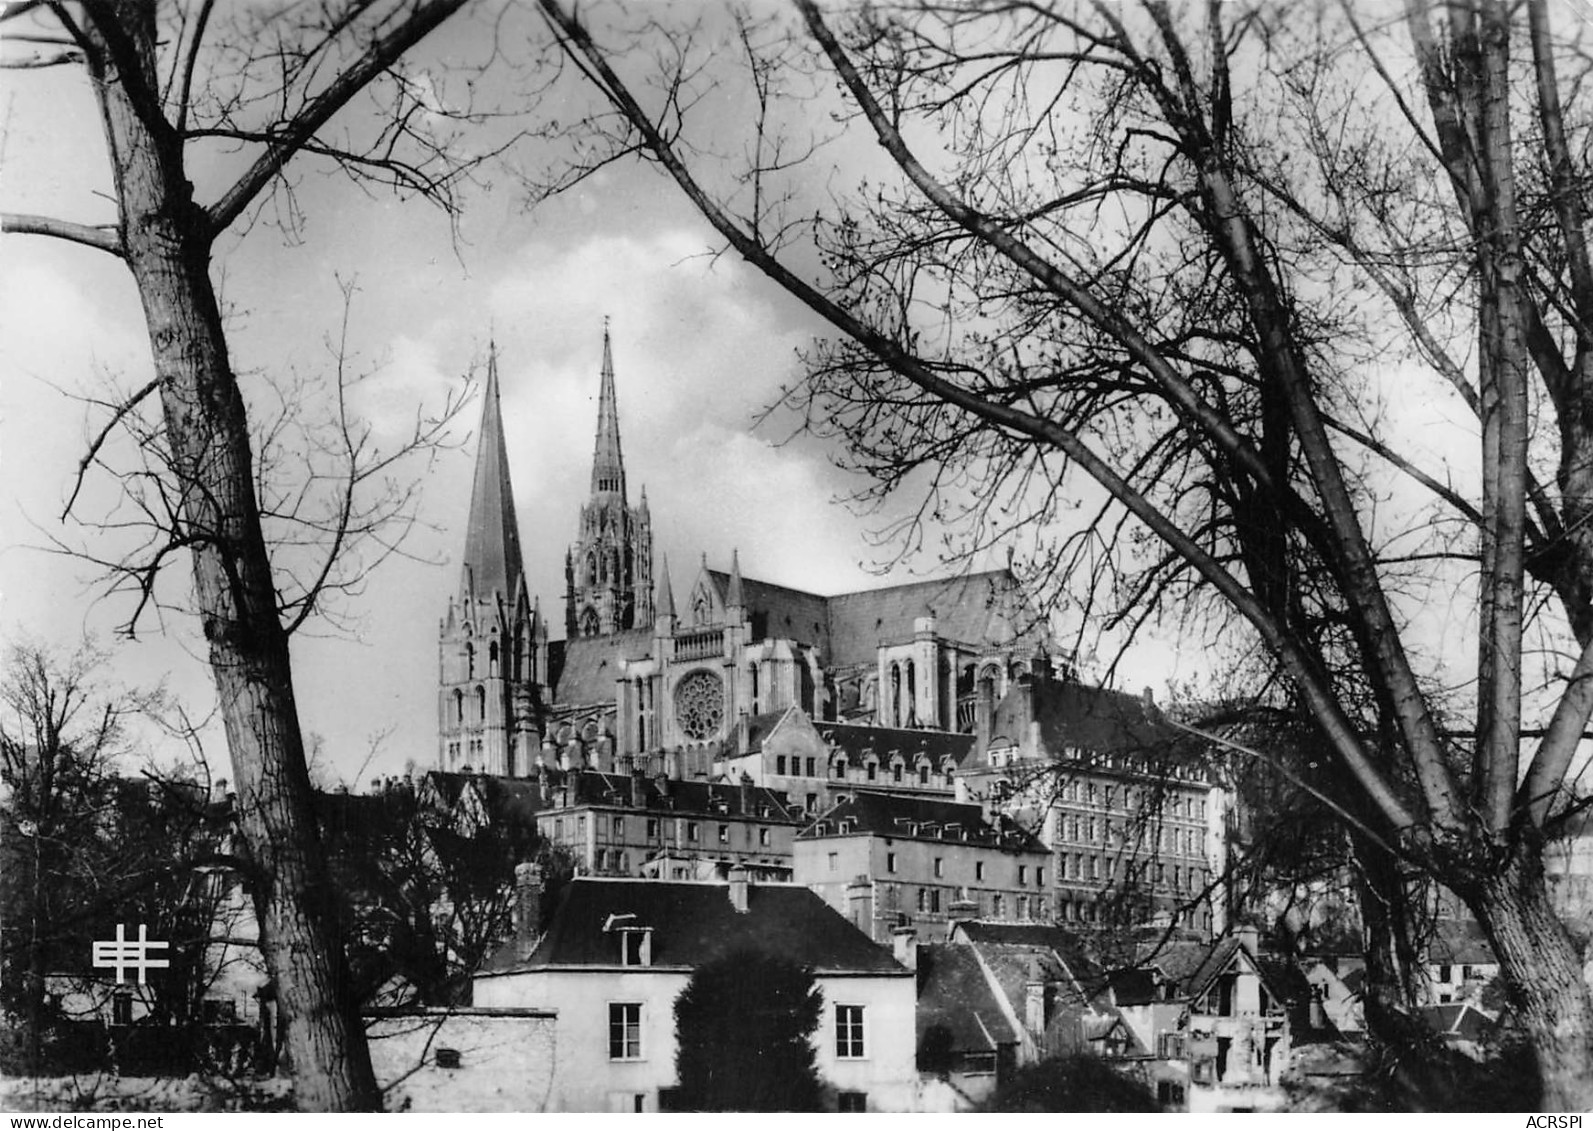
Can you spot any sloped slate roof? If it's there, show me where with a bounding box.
[1427,918,1497,965]
[706,569,831,652]
[482,877,906,975]
[916,944,1019,1052]
[743,708,797,754]
[826,569,1045,669]
[813,721,976,767]
[951,922,1106,990]
[996,677,1179,758]
[799,788,1046,852]
[551,628,654,706]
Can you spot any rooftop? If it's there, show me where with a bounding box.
[481,876,908,976]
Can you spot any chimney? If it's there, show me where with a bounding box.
[1237,921,1260,956]
[514,862,545,949]
[631,758,646,808]
[728,864,751,913]
[948,896,979,922]
[892,925,918,972]
[845,877,875,938]
[739,771,754,814]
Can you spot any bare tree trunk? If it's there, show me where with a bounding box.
[1466,842,1593,1111]
[88,9,379,1111]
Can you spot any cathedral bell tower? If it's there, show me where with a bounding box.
[438,345,543,775]
[565,321,654,637]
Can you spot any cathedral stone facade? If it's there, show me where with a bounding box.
[437,329,1053,785]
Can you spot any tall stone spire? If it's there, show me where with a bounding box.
[590,317,626,498]
[462,344,525,600]
[568,319,653,636]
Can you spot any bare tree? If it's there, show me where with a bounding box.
[0,0,502,1109]
[530,0,1593,1105]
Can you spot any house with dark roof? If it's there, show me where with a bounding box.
[473,869,919,1112]
[795,789,1051,943]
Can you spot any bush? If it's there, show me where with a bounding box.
[978,1053,1160,1113]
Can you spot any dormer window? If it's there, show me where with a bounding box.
[620,929,652,966]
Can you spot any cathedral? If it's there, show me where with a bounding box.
[436,328,1056,784]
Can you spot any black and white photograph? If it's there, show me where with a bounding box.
[2,0,1593,1116]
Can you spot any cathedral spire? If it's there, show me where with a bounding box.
[591,317,626,498]
[461,343,525,601]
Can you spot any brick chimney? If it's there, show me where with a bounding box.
[728,864,751,913]
[514,862,545,949]
[739,771,754,814]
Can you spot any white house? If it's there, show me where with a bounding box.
[473,866,919,1112]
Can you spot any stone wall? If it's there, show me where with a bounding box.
[366,1007,557,1113]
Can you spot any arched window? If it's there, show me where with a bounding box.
[453,689,464,725]
[475,685,487,722]
[488,639,499,676]
[749,663,760,714]
[465,642,475,679]
[587,552,598,587]
[889,663,902,727]
[580,607,601,637]
[904,659,917,727]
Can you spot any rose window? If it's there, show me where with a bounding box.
[674,670,724,740]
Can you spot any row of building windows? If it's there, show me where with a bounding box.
[879,853,1047,888]
[607,1002,867,1062]
[1053,852,1211,893]
[555,814,776,849]
[1057,780,1208,820]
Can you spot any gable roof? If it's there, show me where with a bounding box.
[481,877,906,976]
[799,789,1046,852]
[916,944,1020,1053]
[706,569,831,652]
[1427,919,1497,966]
[994,676,1180,759]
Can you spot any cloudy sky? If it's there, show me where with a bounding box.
[0,4,1200,785]
[25,4,1502,788]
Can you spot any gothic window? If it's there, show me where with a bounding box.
[488,639,499,675]
[454,689,464,725]
[889,663,902,727]
[904,660,917,727]
[692,591,711,626]
[476,685,487,722]
[465,642,475,679]
[674,670,725,740]
[580,607,601,637]
[749,664,760,714]
[587,553,598,587]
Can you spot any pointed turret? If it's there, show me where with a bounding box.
[726,548,745,609]
[462,345,525,602]
[656,554,676,620]
[591,318,626,498]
